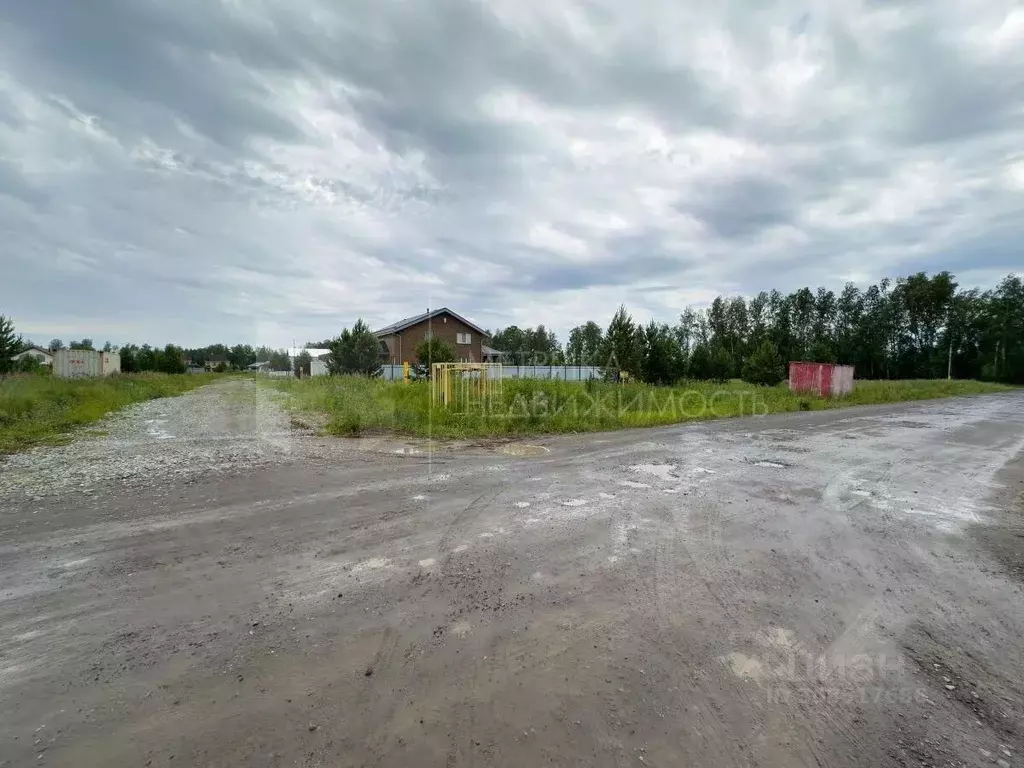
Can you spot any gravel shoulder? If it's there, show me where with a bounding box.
[0,379,299,501]
[1,388,1023,767]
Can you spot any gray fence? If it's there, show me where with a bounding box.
[379,364,603,381]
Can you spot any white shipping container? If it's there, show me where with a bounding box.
[831,365,855,396]
[53,349,121,378]
[54,349,102,378]
[101,352,121,376]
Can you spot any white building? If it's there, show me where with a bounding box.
[10,346,53,367]
[288,348,331,376]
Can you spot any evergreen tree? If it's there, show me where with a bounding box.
[687,343,712,381]
[326,319,382,376]
[708,344,733,383]
[414,337,456,377]
[742,340,784,386]
[640,321,682,385]
[0,315,24,375]
[602,305,641,377]
[293,350,312,378]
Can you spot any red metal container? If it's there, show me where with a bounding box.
[788,362,854,397]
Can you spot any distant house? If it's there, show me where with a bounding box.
[10,346,53,367]
[482,344,507,363]
[247,361,272,372]
[375,308,489,364]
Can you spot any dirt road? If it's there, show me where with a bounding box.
[2,381,1023,767]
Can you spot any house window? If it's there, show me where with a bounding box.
[457,332,471,345]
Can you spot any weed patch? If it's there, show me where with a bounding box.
[266,376,1015,439]
[0,373,221,453]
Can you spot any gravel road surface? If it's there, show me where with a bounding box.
[2,381,1023,767]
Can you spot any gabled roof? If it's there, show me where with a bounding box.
[375,307,489,338]
[482,344,507,357]
[14,346,52,357]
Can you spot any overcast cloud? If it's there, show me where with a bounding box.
[1,0,1022,347]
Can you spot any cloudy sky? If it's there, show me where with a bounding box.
[1,1,1022,348]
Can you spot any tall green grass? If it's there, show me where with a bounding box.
[268,376,1015,439]
[0,373,219,453]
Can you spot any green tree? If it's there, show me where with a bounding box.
[894,271,956,377]
[566,321,604,365]
[490,325,562,365]
[742,340,785,386]
[48,338,64,352]
[268,350,291,372]
[708,344,733,383]
[156,344,187,374]
[326,319,382,376]
[119,344,139,372]
[414,337,456,377]
[69,338,95,350]
[835,284,863,366]
[293,350,312,378]
[602,305,641,377]
[686,343,708,380]
[640,321,682,385]
[675,307,701,364]
[15,354,45,374]
[724,296,749,372]
[0,315,23,375]
[523,325,562,364]
[807,339,837,363]
[228,344,257,370]
[490,326,526,364]
[137,344,158,372]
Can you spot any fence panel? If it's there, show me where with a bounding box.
[373,364,603,381]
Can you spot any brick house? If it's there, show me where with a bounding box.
[375,308,489,364]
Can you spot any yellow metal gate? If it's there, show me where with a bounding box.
[431,363,503,412]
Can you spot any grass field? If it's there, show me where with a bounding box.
[268,376,1016,439]
[0,373,219,454]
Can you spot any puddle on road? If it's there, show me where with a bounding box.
[499,443,551,457]
[630,463,677,481]
[144,419,175,440]
[747,458,792,469]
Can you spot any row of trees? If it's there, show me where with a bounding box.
[488,272,1024,386]
[43,338,118,352]
[0,321,299,376]
[489,326,562,365]
[5,271,1022,384]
